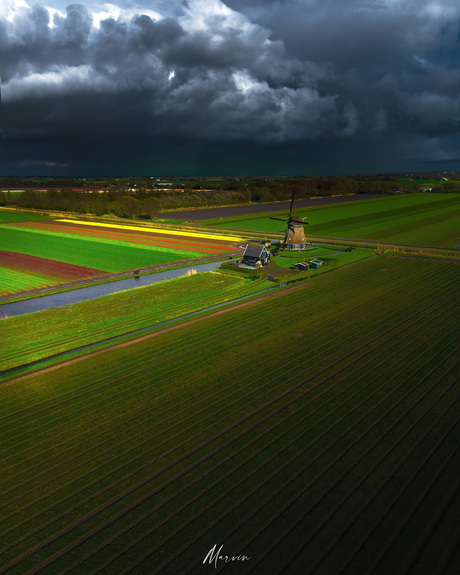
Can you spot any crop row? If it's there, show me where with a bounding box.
[0,251,104,280]
[0,255,445,409]
[1,260,440,475]
[0,209,50,224]
[56,219,243,242]
[0,225,207,272]
[0,258,423,464]
[17,221,237,254]
[139,294,459,575]
[5,224,207,258]
[88,316,458,575]
[0,264,428,506]
[206,194,452,227]
[0,257,458,573]
[0,250,105,295]
[0,260,448,450]
[14,310,456,575]
[302,195,459,236]
[238,350,459,575]
[0,267,51,295]
[0,260,454,486]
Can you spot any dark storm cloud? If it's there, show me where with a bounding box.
[1,0,458,174]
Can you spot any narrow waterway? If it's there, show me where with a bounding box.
[0,261,223,318]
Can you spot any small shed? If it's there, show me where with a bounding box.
[242,244,271,267]
[294,262,308,271]
[309,259,323,269]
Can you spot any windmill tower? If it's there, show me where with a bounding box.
[270,192,308,250]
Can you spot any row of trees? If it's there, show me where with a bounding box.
[1,178,457,218]
[0,190,161,219]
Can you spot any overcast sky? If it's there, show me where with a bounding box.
[1,0,459,176]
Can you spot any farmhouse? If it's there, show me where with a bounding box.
[241,244,271,267]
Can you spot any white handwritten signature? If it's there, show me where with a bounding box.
[203,544,251,569]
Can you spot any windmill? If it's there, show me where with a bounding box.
[270,192,308,250]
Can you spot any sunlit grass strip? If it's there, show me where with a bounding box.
[56,219,244,242]
[0,268,52,295]
[0,273,272,372]
[4,225,206,258]
[0,227,208,272]
[0,209,51,224]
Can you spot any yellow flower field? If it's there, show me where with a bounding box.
[56,219,243,242]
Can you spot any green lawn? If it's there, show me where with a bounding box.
[206,194,460,247]
[0,256,458,574]
[271,245,372,270]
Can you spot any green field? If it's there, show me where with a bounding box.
[0,255,458,574]
[270,245,372,270]
[0,271,271,373]
[0,267,56,295]
[0,208,51,223]
[0,225,206,273]
[207,194,460,247]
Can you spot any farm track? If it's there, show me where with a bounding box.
[0,257,458,574]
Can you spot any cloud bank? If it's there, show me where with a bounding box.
[1,0,459,175]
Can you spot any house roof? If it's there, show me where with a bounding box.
[243,244,268,258]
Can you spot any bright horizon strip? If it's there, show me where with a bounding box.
[56,220,244,243]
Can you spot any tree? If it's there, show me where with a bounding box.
[17,190,38,208]
[142,196,161,220]
[114,196,142,218]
